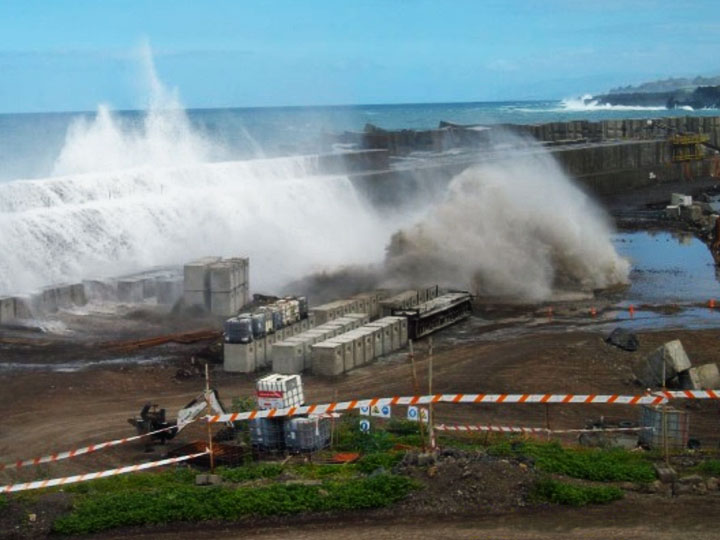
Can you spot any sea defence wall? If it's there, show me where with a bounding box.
[340,116,720,204]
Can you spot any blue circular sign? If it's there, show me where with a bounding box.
[408,408,418,418]
[359,419,371,433]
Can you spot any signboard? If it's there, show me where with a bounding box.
[256,390,284,410]
[359,405,371,416]
[407,406,429,423]
[371,404,391,418]
[359,419,371,433]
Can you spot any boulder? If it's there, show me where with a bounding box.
[606,328,639,351]
[696,363,720,389]
[633,340,691,387]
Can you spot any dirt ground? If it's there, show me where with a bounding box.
[2,322,720,482]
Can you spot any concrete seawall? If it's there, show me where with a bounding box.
[341,117,720,205]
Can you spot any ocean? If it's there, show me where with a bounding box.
[2,98,720,182]
[0,96,717,297]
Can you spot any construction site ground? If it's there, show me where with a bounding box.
[3,318,720,539]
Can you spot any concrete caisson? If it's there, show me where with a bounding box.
[272,341,305,374]
[224,342,257,373]
[312,341,345,376]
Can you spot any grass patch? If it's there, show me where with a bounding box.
[488,440,655,483]
[53,474,418,535]
[216,464,284,483]
[531,478,623,506]
[698,460,720,476]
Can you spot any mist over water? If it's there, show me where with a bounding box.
[385,139,631,300]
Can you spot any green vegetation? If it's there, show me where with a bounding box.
[217,463,284,483]
[531,478,623,506]
[698,460,720,477]
[0,495,7,510]
[487,440,655,483]
[53,474,418,535]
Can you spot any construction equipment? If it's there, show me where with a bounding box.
[128,388,230,444]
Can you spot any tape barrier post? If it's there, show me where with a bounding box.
[0,450,209,494]
[0,424,182,472]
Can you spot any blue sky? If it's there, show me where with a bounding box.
[1,0,719,113]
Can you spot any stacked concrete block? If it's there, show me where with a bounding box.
[184,256,249,315]
[224,341,257,373]
[183,256,220,308]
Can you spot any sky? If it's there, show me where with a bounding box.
[1,0,719,113]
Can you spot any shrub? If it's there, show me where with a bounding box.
[531,478,623,506]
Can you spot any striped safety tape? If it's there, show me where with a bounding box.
[0,424,180,472]
[655,390,720,400]
[435,424,546,434]
[435,424,654,434]
[206,391,683,423]
[0,450,208,494]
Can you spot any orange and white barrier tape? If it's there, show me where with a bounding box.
[0,424,179,472]
[207,391,682,423]
[435,424,546,434]
[655,390,720,400]
[0,450,208,494]
[435,423,654,434]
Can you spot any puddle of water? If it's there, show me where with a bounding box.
[613,231,720,304]
[0,355,168,374]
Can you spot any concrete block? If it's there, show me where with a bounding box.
[0,297,14,323]
[346,333,364,368]
[312,341,345,376]
[264,334,276,365]
[272,341,305,374]
[366,321,392,355]
[364,326,383,358]
[634,340,692,387]
[679,368,701,390]
[183,256,221,291]
[83,279,117,301]
[300,318,310,332]
[210,290,234,317]
[356,330,375,363]
[255,337,267,368]
[671,193,692,206]
[665,205,681,218]
[117,279,145,303]
[184,290,207,309]
[696,363,720,389]
[69,283,87,306]
[13,296,32,319]
[209,262,234,292]
[386,316,408,347]
[156,278,183,305]
[308,312,316,327]
[346,313,370,325]
[224,342,257,373]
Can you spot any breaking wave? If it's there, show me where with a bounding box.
[385,136,630,300]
